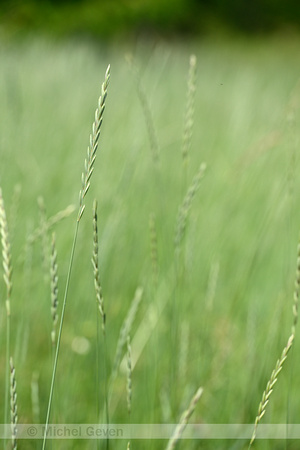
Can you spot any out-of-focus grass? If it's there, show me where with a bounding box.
[1,35,300,449]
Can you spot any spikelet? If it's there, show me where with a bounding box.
[78,65,110,221]
[166,386,203,450]
[50,233,59,345]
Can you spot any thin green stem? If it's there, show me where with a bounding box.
[103,336,109,450]
[4,313,10,449]
[96,310,100,450]
[42,221,79,450]
[96,308,109,450]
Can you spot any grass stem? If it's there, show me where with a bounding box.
[42,221,79,450]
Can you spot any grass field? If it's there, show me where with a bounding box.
[1,35,300,449]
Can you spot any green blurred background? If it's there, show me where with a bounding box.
[2,0,300,40]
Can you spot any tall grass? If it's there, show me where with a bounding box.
[0,187,13,449]
[249,237,300,447]
[41,64,110,450]
[1,36,300,449]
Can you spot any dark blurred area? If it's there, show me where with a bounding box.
[1,0,300,39]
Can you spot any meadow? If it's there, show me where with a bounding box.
[1,35,300,449]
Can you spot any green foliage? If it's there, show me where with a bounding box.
[2,0,300,39]
[0,0,195,39]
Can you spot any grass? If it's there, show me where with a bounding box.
[1,34,300,449]
[41,63,110,450]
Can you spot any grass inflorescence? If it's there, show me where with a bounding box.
[249,235,300,447]
[0,187,13,448]
[92,199,106,334]
[78,65,111,222]
[42,64,111,450]
[10,357,17,450]
[166,386,203,450]
[50,232,59,347]
[182,54,197,183]
[0,188,12,319]
[174,162,206,254]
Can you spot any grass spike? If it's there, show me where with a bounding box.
[0,187,13,447]
[182,54,197,169]
[126,335,132,416]
[92,200,106,333]
[0,187,13,311]
[92,200,109,446]
[178,321,189,385]
[10,357,17,450]
[42,65,110,450]
[126,334,132,450]
[9,184,21,243]
[166,386,203,450]
[78,64,110,222]
[249,334,294,447]
[249,235,300,447]
[175,163,206,252]
[50,233,59,346]
[292,240,300,334]
[110,287,143,387]
[38,196,50,279]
